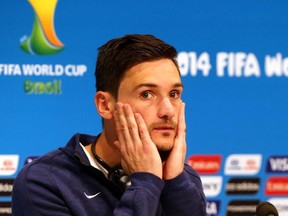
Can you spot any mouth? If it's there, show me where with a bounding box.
[149,121,177,134]
[153,125,175,131]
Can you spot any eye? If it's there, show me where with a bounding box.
[140,91,153,99]
[169,90,181,99]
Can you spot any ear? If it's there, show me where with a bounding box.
[94,91,115,119]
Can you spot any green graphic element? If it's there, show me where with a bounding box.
[24,80,62,94]
[21,16,64,55]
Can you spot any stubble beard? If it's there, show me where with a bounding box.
[148,120,177,162]
[152,135,174,161]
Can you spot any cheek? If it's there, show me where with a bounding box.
[172,100,182,113]
[133,105,154,124]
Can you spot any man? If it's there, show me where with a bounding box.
[12,34,207,215]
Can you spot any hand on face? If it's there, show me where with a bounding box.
[162,102,186,180]
[113,102,186,180]
[113,102,163,178]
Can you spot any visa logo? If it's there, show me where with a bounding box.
[206,200,220,216]
[266,156,288,173]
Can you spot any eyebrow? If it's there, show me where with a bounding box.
[133,82,183,91]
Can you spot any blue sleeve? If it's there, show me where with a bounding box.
[160,164,207,216]
[114,172,165,216]
[12,161,71,216]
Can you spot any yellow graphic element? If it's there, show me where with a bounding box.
[29,0,63,47]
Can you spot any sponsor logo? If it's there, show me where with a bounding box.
[0,155,19,176]
[20,0,64,55]
[200,176,222,197]
[0,179,14,197]
[24,79,62,94]
[0,64,87,77]
[265,177,288,196]
[178,51,288,78]
[224,154,262,175]
[0,202,12,215]
[84,192,101,199]
[227,200,260,216]
[0,63,88,95]
[206,200,221,216]
[187,155,222,175]
[24,156,39,165]
[266,155,288,173]
[268,198,288,216]
[226,178,260,195]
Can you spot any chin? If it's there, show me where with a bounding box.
[156,142,173,161]
[159,150,171,162]
[151,133,174,161]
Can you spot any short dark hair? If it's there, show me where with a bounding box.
[95,34,179,98]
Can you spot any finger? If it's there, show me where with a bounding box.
[173,102,186,157]
[115,102,137,154]
[113,140,121,149]
[116,102,130,141]
[113,103,126,150]
[176,102,186,140]
[177,102,187,155]
[114,102,132,152]
[123,104,141,146]
[162,103,186,179]
[134,112,154,149]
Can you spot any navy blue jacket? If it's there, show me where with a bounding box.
[12,134,207,215]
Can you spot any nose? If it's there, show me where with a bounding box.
[157,98,175,119]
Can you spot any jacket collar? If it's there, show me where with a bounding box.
[65,133,99,166]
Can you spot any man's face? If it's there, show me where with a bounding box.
[117,59,183,152]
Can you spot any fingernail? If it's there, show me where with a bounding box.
[116,102,122,109]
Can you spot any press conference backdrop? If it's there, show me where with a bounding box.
[1,0,288,215]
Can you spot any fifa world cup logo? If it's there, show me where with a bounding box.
[20,0,64,55]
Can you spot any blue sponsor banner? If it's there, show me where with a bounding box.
[266,156,288,173]
[1,0,288,214]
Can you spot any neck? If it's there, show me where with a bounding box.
[90,130,121,168]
